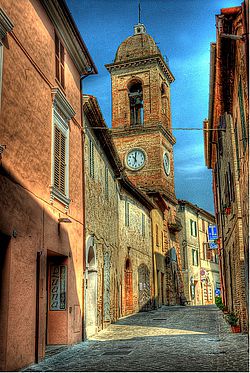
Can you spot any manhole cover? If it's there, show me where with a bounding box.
[102,350,132,356]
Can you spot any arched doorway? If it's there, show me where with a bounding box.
[85,236,97,338]
[124,258,133,315]
[138,263,150,311]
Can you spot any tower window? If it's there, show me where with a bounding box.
[128,82,144,126]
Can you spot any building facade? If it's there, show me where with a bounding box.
[177,200,220,306]
[106,22,184,306]
[0,1,96,370]
[204,2,248,332]
[83,95,154,337]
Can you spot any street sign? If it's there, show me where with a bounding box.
[209,241,218,249]
[208,225,218,240]
[215,289,221,296]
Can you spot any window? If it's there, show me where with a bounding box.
[128,81,143,125]
[192,249,198,266]
[238,79,247,152]
[105,166,109,198]
[125,200,130,227]
[54,126,66,194]
[0,9,14,110]
[156,224,159,246]
[55,33,65,88]
[202,219,206,232]
[89,139,94,178]
[234,123,240,178]
[50,265,67,310]
[141,213,145,237]
[50,88,75,209]
[190,219,197,237]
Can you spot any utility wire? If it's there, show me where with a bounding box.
[83,127,224,131]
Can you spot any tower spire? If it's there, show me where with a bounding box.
[134,1,146,35]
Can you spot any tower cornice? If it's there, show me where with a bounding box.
[105,54,175,83]
[111,124,176,145]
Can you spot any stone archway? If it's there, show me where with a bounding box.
[85,236,97,338]
[124,258,133,315]
[138,263,150,311]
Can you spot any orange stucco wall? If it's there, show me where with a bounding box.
[0,0,85,370]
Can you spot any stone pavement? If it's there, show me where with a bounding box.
[23,305,249,372]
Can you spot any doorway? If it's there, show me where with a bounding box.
[85,237,97,338]
[124,258,133,315]
[138,263,150,311]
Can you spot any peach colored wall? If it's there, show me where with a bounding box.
[0,0,85,370]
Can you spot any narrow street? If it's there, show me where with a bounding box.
[24,305,248,372]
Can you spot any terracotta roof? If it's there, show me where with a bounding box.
[115,33,159,63]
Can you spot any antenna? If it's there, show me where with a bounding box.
[138,1,141,23]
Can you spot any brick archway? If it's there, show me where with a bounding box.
[124,258,133,315]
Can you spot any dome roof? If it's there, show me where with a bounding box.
[115,32,159,63]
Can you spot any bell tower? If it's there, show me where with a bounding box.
[105,22,176,203]
[106,20,184,306]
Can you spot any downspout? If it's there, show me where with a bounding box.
[80,69,93,341]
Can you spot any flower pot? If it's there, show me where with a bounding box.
[231,325,241,333]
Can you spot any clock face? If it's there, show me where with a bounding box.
[126,149,146,170]
[163,152,170,176]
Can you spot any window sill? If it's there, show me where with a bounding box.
[50,186,70,210]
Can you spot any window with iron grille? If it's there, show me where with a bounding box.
[238,79,247,152]
[55,33,65,88]
[89,139,94,178]
[54,126,66,194]
[125,200,129,227]
[141,213,145,237]
[105,166,109,198]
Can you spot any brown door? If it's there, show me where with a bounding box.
[161,273,164,305]
[124,259,133,315]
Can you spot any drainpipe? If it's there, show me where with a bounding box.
[80,68,94,341]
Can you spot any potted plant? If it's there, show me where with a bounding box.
[225,312,241,333]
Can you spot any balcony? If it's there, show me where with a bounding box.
[168,216,182,232]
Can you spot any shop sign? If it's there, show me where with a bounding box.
[50,265,67,310]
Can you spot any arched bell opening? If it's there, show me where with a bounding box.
[128,80,144,126]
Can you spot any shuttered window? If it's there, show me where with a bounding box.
[89,139,94,178]
[105,166,109,198]
[234,124,240,178]
[141,213,145,237]
[55,33,65,88]
[238,79,247,152]
[54,126,66,194]
[156,224,159,245]
[125,200,129,227]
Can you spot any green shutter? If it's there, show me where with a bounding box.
[238,79,247,152]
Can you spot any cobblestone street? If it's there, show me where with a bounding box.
[24,305,248,372]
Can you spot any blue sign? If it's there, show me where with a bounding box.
[215,289,221,296]
[209,241,218,250]
[208,225,218,240]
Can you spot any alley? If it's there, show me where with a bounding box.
[24,305,248,372]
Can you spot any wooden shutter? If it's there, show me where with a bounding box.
[55,33,65,88]
[141,213,145,237]
[55,33,60,81]
[238,79,247,152]
[54,126,66,194]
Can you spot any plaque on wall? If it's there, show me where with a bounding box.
[50,265,67,310]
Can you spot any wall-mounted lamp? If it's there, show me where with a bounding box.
[58,217,72,223]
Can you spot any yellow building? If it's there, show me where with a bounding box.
[177,200,220,306]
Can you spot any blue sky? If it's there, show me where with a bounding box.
[66,0,240,214]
